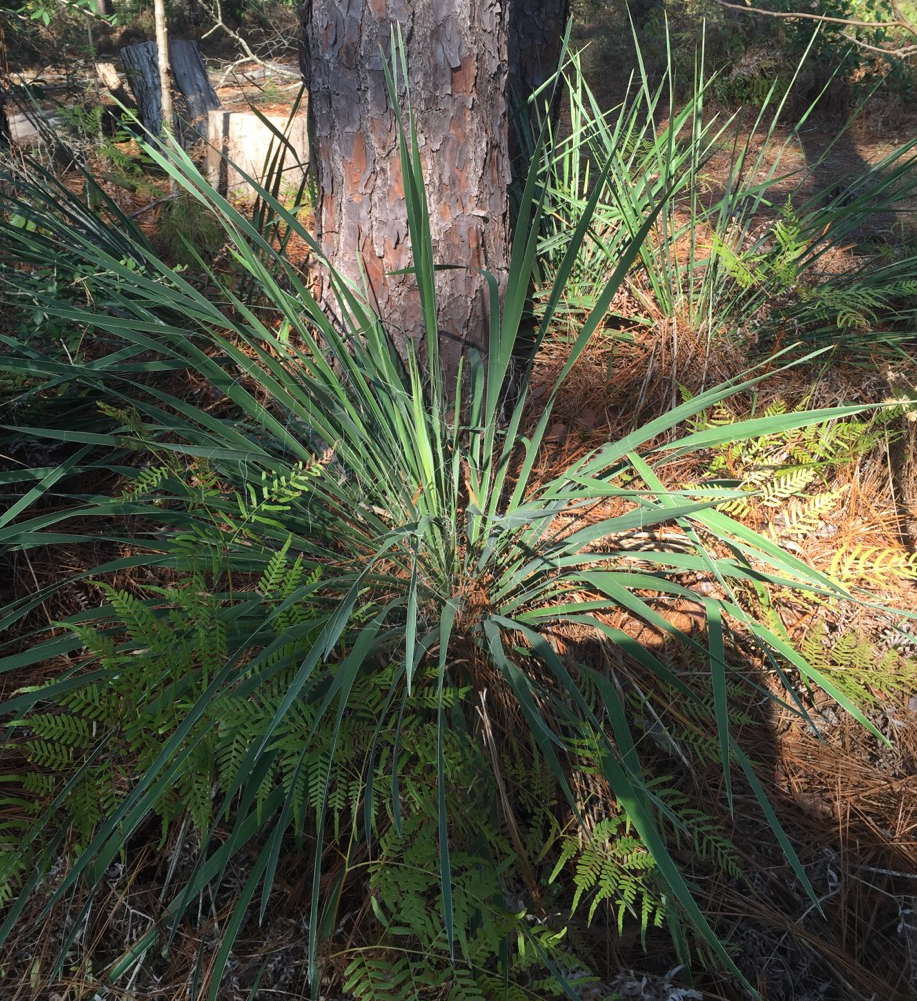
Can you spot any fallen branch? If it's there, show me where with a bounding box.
[839,32,917,59]
[199,0,300,87]
[129,192,179,217]
[214,55,298,90]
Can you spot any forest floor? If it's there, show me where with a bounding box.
[3,33,917,1001]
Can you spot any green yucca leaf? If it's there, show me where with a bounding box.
[436,600,458,959]
[2,32,909,1001]
[592,674,751,989]
[706,602,733,813]
[661,405,872,455]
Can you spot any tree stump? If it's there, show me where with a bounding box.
[206,108,308,196]
[120,39,220,142]
[120,42,163,134]
[5,108,65,146]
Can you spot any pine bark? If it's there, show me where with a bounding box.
[121,40,219,141]
[301,0,568,380]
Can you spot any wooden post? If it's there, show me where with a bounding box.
[153,0,173,135]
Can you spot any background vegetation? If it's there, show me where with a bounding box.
[1,3,916,1001]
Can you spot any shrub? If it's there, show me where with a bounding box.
[154,192,227,268]
[573,0,917,113]
[0,41,899,999]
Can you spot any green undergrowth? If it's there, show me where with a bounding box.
[683,392,906,519]
[0,557,761,998]
[536,33,917,355]
[153,193,227,269]
[573,0,917,113]
[0,35,915,1001]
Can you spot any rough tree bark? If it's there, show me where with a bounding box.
[301,0,568,379]
[121,40,219,141]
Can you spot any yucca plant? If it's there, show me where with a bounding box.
[538,27,917,350]
[0,39,900,999]
[533,33,733,327]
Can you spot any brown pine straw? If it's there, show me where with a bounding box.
[521,314,917,994]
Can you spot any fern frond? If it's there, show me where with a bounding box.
[758,467,816,508]
[120,464,170,500]
[769,489,844,540]
[24,739,74,771]
[343,955,415,1001]
[26,713,93,747]
[800,623,917,705]
[830,545,917,586]
[550,815,662,934]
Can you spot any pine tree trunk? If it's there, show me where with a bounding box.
[508,1,569,181]
[301,0,568,382]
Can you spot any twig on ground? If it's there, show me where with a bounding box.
[715,0,916,34]
[130,193,179,217]
[199,0,299,87]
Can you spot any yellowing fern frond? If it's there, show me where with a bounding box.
[768,488,845,541]
[830,545,917,587]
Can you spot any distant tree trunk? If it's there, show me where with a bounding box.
[153,0,173,135]
[121,40,219,141]
[0,87,10,148]
[96,0,113,15]
[301,0,568,382]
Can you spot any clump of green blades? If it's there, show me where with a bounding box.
[536,24,917,351]
[0,32,896,1000]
